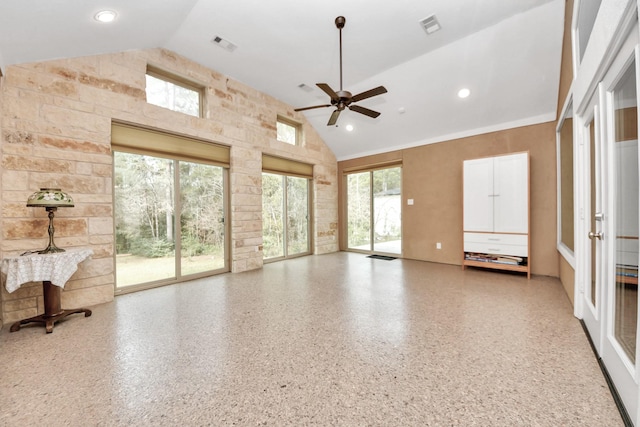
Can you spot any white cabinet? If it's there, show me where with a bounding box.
[462,152,530,277]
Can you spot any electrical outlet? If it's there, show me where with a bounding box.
[436,242,442,249]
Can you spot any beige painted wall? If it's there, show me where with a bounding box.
[0,49,338,323]
[338,121,559,278]
[556,0,576,304]
[559,256,575,306]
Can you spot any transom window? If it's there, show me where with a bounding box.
[145,66,203,117]
[277,116,301,145]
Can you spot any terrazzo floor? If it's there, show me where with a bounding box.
[0,253,624,426]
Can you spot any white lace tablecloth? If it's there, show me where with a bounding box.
[1,249,93,293]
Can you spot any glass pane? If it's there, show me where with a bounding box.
[612,62,639,362]
[145,74,200,117]
[262,173,284,258]
[373,167,402,254]
[114,152,176,287]
[286,176,309,256]
[277,121,297,145]
[589,119,597,307]
[179,162,226,275]
[559,103,574,251]
[347,172,371,250]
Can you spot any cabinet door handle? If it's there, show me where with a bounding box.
[488,238,500,241]
[488,248,501,252]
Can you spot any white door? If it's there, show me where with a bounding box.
[579,85,606,357]
[578,23,640,424]
[599,32,640,424]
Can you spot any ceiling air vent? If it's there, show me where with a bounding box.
[211,36,237,52]
[419,15,441,35]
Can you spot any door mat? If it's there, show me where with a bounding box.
[367,255,397,261]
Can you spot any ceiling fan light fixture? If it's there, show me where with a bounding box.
[345,124,354,132]
[94,10,117,23]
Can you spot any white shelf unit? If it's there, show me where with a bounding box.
[462,152,530,278]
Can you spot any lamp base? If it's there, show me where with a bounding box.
[37,245,66,254]
[38,207,65,254]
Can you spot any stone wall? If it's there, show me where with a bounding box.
[0,49,338,324]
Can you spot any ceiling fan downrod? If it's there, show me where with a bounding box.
[336,16,345,92]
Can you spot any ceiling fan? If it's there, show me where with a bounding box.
[295,16,388,126]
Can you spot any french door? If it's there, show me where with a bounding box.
[579,23,640,424]
[580,90,605,355]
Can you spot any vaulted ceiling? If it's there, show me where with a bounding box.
[0,0,565,160]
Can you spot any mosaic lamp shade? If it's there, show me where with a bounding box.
[26,188,74,254]
[27,188,74,208]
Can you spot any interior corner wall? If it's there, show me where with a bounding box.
[0,48,338,323]
[338,121,560,278]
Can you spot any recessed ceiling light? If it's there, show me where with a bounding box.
[345,124,354,132]
[94,10,117,23]
[458,88,471,99]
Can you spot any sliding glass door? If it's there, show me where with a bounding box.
[346,166,402,255]
[114,151,228,290]
[262,173,311,260]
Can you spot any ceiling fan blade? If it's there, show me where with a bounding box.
[294,104,331,112]
[317,83,339,101]
[327,109,341,126]
[349,104,381,119]
[351,86,387,103]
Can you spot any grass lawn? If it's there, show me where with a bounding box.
[116,254,225,288]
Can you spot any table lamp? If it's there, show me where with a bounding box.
[26,188,74,254]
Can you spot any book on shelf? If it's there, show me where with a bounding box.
[496,255,523,265]
[465,253,526,265]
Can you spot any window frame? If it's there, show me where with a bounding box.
[261,172,313,262]
[145,65,204,118]
[343,163,403,256]
[112,124,230,294]
[276,115,302,146]
[557,94,576,266]
[261,154,313,262]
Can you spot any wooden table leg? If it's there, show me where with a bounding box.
[10,281,92,333]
